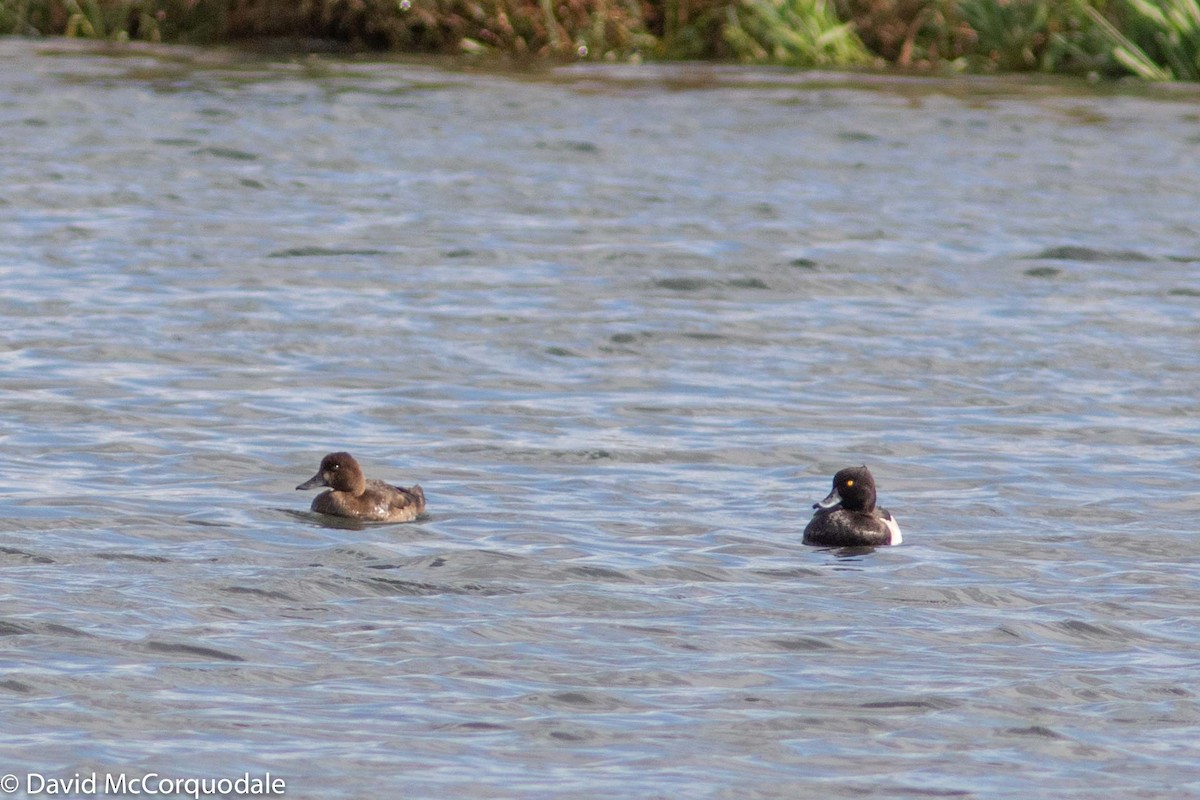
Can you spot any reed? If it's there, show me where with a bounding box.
[831,1,967,68]
[959,0,1119,75]
[0,0,225,42]
[723,0,869,66]
[1106,0,1200,80]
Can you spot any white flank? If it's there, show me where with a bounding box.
[883,514,903,545]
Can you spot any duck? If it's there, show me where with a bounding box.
[803,465,902,547]
[296,452,425,522]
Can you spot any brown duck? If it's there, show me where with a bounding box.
[296,452,425,522]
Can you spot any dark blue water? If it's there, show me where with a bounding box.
[2,39,1199,798]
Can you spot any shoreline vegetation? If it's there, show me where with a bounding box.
[1,0,1198,81]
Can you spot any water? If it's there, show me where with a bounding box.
[2,38,1200,798]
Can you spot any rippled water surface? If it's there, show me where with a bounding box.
[2,38,1200,798]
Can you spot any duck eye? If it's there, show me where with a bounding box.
[846,479,855,487]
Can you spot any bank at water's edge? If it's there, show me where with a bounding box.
[2,0,1199,80]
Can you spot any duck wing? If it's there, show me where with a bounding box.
[367,480,426,515]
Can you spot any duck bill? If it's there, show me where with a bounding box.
[814,487,842,510]
[296,473,326,490]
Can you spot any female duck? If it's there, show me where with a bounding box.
[296,452,426,522]
[803,466,902,547]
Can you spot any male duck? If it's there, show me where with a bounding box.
[296,452,426,522]
[803,465,902,547]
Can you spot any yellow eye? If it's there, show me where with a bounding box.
[846,479,855,487]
